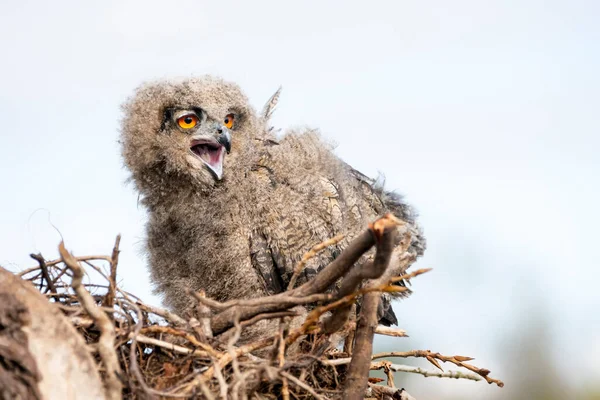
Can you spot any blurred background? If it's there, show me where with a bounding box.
[1,1,598,398]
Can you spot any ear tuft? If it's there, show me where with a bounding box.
[261,86,282,121]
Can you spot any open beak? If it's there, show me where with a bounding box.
[189,128,231,180]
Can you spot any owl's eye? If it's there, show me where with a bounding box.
[177,114,199,129]
[224,114,235,129]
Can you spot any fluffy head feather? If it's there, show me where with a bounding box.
[121,76,262,196]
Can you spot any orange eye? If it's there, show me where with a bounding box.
[177,114,199,129]
[224,114,235,129]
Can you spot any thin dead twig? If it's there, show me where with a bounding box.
[29,253,57,293]
[137,302,187,326]
[202,335,275,381]
[102,234,121,308]
[190,289,213,341]
[277,320,290,400]
[375,325,408,338]
[132,334,210,358]
[325,357,483,382]
[287,234,345,290]
[280,370,327,400]
[218,310,299,343]
[373,361,483,382]
[227,313,245,398]
[192,290,332,312]
[371,350,504,387]
[59,242,122,400]
[343,216,398,399]
[367,384,417,400]
[324,214,400,334]
[210,226,376,334]
[139,325,220,357]
[343,291,380,400]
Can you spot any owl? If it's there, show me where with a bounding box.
[120,76,425,338]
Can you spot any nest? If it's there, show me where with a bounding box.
[8,215,503,399]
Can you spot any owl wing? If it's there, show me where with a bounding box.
[248,150,344,295]
[247,134,424,325]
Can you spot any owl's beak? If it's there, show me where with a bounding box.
[189,126,231,180]
[217,127,231,154]
[189,139,225,180]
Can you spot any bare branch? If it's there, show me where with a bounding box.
[29,253,57,294]
[343,217,399,399]
[136,302,187,326]
[210,225,376,334]
[59,242,122,400]
[287,234,345,290]
[343,291,380,400]
[372,350,504,387]
[132,334,210,358]
[367,384,417,400]
[102,234,121,308]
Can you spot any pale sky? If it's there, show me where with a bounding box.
[1,1,598,398]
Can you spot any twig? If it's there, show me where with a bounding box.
[137,302,187,326]
[211,354,229,399]
[139,325,220,357]
[277,320,290,400]
[102,234,121,308]
[176,333,276,396]
[123,298,155,397]
[227,313,245,398]
[324,214,400,334]
[343,218,399,400]
[371,350,504,387]
[59,242,122,400]
[210,225,377,334]
[376,325,408,338]
[280,370,327,400]
[325,357,482,382]
[287,234,345,290]
[192,290,332,312]
[202,336,275,381]
[30,253,57,293]
[343,290,380,400]
[218,310,300,342]
[132,334,210,358]
[347,322,408,338]
[189,290,213,341]
[373,361,483,381]
[367,384,417,400]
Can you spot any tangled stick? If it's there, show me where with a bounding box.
[210,227,377,334]
[58,242,122,400]
[372,350,504,387]
[324,214,401,334]
[287,234,346,290]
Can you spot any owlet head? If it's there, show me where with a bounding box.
[120,76,260,190]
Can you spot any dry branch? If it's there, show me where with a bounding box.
[287,234,345,290]
[343,216,399,399]
[344,291,382,400]
[367,384,417,400]
[210,226,376,334]
[325,214,400,334]
[372,350,504,387]
[59,242,123,400]
[29,253,56,294]
[102,234,121,308]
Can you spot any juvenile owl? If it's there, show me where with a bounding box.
[120,76,425,333]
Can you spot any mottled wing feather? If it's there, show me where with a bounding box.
[248,140,425,327]
[249,230,285,295]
